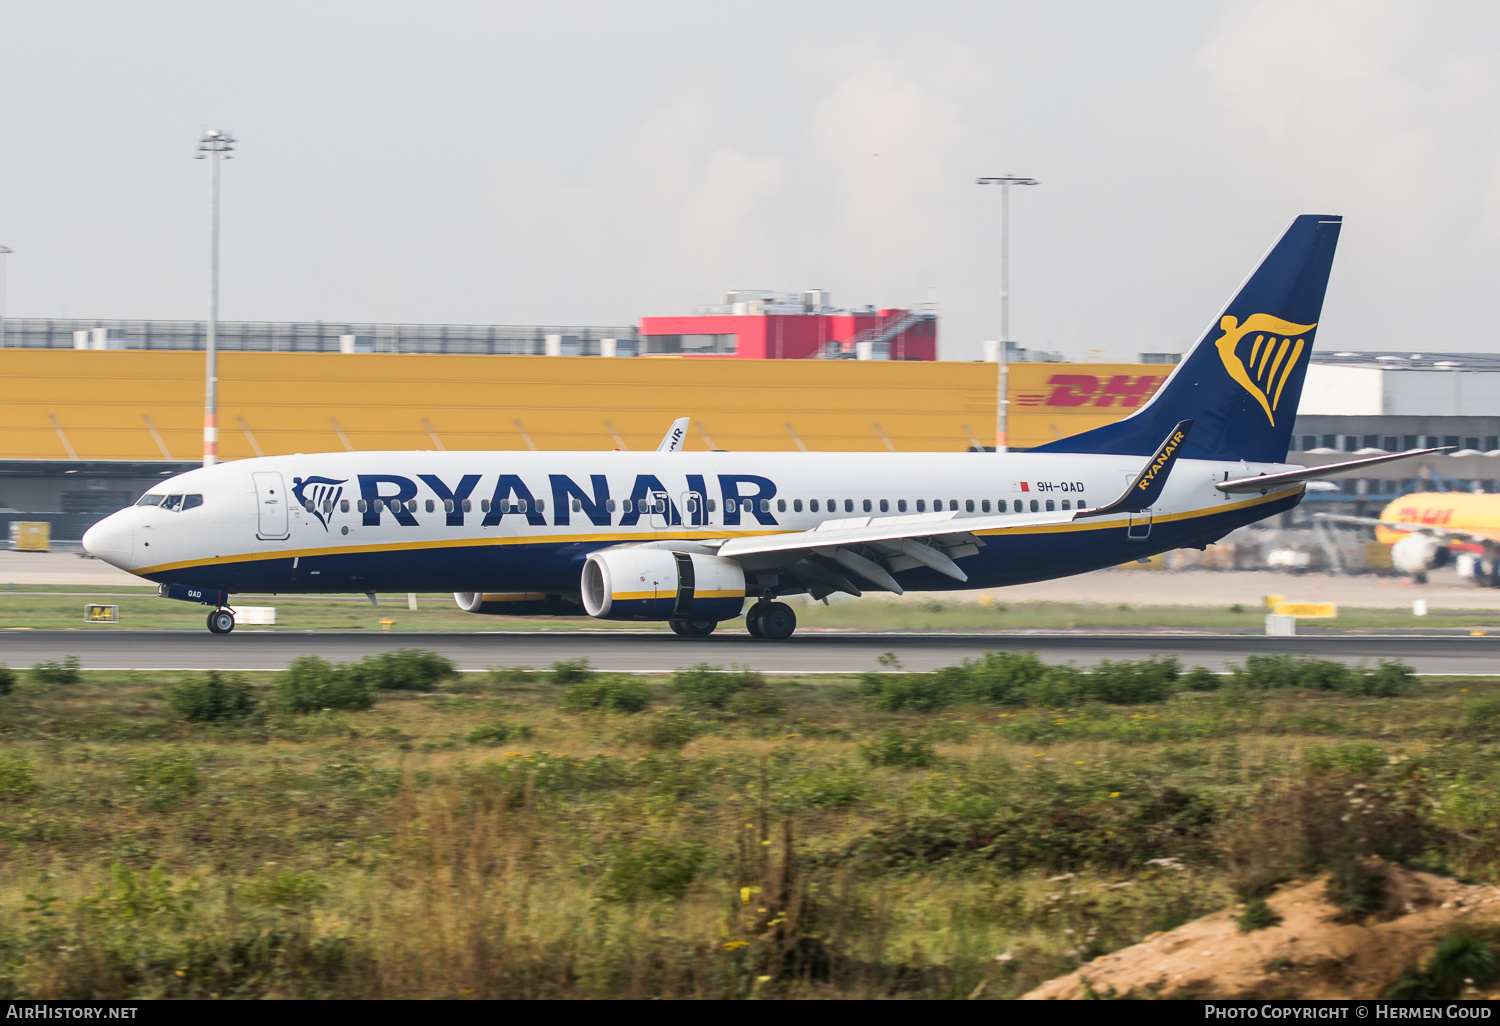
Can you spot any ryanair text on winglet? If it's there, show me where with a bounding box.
[1137,429,1185,492]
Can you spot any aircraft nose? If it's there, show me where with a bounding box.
[82,510,133,569]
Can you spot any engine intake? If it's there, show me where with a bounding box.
[581,548,745,621]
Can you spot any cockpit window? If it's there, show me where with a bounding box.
[137,493,203,511]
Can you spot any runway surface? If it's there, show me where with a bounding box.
[3,630,1500,674]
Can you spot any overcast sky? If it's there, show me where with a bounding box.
[2,0,1498,361]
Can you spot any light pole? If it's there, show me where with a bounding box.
[0,246,11,350]
[195,128,234,466]
[976,174,1039,452]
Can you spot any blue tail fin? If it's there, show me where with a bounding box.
[1031,214,1342,463]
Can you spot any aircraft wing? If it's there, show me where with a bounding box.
[1314,512,1500,548]
[712,421,1194,597]
[1218,446,1453,494]
[712,508,1080,594]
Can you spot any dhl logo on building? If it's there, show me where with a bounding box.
[1013,374,1164,408]
[1213,313,1316,427]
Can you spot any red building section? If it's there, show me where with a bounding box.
[638,307,937,360]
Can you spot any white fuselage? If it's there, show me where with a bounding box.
[82,448,1302,598]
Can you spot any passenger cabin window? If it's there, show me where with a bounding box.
[357,499,368,513]
[879,499,888,512]
[863,499,872,512]
[843,499,852,513]
[462,499,471,512]
[707,499,716,512]
[1013,500,1023,513]
[916,499,926,512]
[623,499,633,513]
[1030,499,1039,512]
[898,499,907,512]
[446,499,456,513]
[481,499,491,512]
[1046,499,1055,512]
[425,499,435,513]
[340,499,349,513]
[810,499,819,512]
[760,499,770,513]
[1061,500,1071,510]
[793,499,802,512]
[965,499,975,513]
[572,499,581,512]
[827,498,835,511]
[949,499,958,511]
[535,499,545,512]
[777,499,786,512]
[981,499,990,512]
[606,499,616,512]
[408,500,418,512]
[743,499,753,513]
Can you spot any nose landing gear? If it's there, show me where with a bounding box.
[746,600,796,640]
[206,608,236,634]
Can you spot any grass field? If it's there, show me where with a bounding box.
[3,649,1500,999]
[3,589,1499,632]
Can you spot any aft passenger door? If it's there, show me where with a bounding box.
[253,472,290,540]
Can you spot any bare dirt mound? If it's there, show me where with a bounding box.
[1023,864,1500,1000]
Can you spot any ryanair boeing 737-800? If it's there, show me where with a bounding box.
[82,215,1446,637]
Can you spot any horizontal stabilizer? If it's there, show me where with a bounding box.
[1217,447,1453,494]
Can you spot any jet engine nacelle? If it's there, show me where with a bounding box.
[453,592,582,616]
[1391,534,1443,574]
[581,548,745,621]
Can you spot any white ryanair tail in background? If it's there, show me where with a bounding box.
[83,215,1446,637]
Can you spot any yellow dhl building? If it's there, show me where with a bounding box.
[0,350,1167,460]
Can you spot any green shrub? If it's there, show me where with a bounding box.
[30,656,81,686]
[1229,655,1414,696]
[489,665,538,683]
[1428,930,1500,996]
[559,676,651,714]
[549,659,594,684]
[127,750,201,810]
[244,867,328,908]
[1179,666,1221,692]
[603,835,707,902]
[354,648,456,691]
[860,726,936,768]
[1235,897,1282,932]
[639,710,703,749]
[1305,742,1386,777]
[466,721,534,746]
[276,656,375,714]
[1384,929,1500,999]
[859,653,1193,711]
[669,664,764,709]
[0,752,36,801]
[168,671,259,722]
[0,664,14,696]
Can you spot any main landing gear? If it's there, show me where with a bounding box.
[745,601,796,641]
[669,619,717,637]
[206,608,236,634]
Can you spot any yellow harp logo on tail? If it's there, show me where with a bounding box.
[1213,313,1317,426]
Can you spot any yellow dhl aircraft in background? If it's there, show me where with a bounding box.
[1321,492,1500,585]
